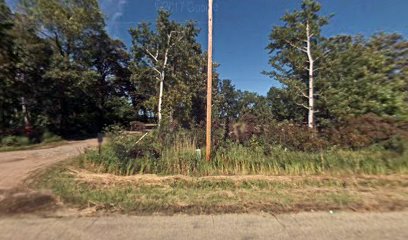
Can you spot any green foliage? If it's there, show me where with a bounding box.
[0,0,407,168]
[319,35,408,122]
[265,0,330,126]
[324,114,408,149]
[265,0,408,126]
[0,0,134,137]
[41,131,62,143]
[82,129,408,176]
[1,135,30,147]
[129,10,212,127]
[0,0,17,131]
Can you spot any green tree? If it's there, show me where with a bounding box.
[368,33,408,107]
[214,79,240,140]
[80,30,133,129]
[267,87,304,123]
[18,0,132,135]
[129,10,209,128]
[266,0,329,128]
[11,13,52,131]
[319,35,408,122]
[0,0,18,131]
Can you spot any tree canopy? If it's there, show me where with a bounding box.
[0,0,407,144]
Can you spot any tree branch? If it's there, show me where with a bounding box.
[151,67,161,76]
[295,102,310,110]
[285,40,307,53]
[145,49,159,63]
[292,84,309,99]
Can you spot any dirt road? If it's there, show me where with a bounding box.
[1,211,407,240]
[0,139,97,190]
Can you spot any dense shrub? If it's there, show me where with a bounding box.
[230,114,262,144]
[41,131,62,143]
[228,113,408,152]
[228,114,329,152]
[0,135,30,147]
[264,123,329,152]
[325,114,408,149]
[83,132,408,176]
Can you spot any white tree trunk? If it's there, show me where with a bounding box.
[306,22,315,129]
[21,97,29,127]
[157,46,170,127]
[157,74,164,127]
[145,32,181,128]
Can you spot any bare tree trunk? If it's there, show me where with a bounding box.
[157,74,164,127]
[145,32,181,128]
[21,97,29,128]
[306,22,315,129]
[157,46,170,128]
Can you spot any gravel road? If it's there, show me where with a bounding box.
[0,139,97,190]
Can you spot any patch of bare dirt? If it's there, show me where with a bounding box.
[0,188,59,215]
[0,139,99,216]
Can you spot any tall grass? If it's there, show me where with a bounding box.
[83,132,408,176]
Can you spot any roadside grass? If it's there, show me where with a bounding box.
[30,132,408,215]
[0,132,64,152]
[82,138,408,176]
[0,140,66,152]
[33,161,408,215]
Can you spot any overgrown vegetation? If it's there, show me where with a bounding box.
[35,165,408,214]
[76,124,408,176]
[0,130,63,151]
[3,0,404,215]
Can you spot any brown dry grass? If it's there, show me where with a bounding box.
[67,167,408,187]
[30,166,407,215]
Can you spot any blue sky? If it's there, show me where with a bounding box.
[6,0,408,95]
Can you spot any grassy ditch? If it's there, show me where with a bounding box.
[31,131,408,215]
[81,133,408,176]
[33,162,408,215]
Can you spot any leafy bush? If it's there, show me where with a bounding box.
[230,114,262,144]
[41,131,62,143]
[0,135,30,147]
[326,114,408,149]
[229,113,408,152]
[264,123,329,152]
[82,127,408,176]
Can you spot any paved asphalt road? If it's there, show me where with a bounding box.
[1,211,407,240]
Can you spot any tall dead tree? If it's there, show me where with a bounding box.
[305,21,315,129]
[143,31,183,126]
[266,0,329,129]
[283,21,317,128]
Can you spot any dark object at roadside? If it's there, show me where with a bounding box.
[130,121,146,132]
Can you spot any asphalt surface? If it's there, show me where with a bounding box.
[1,211,407,240]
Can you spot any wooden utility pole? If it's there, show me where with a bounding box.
[206,0,213,161]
